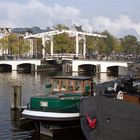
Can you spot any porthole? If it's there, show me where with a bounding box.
[105,117,111,123]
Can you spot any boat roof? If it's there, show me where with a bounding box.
[51,76,92,80]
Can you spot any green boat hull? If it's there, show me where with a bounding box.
[30,97,80,113]
[22,94,85,121]
[30,94,81,113]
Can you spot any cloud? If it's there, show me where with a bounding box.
[91,15,140,37]
[0,0,80,28]
[0,0,140,39]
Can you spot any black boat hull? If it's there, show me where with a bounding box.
[80,96,140,140]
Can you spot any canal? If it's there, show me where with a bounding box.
[0,71,116,140]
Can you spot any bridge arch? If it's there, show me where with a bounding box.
[72,60,129,75]
[0,64,12,72]
[0,60,41,71]
[107,65,127,76]
[17,63,35,72]
[78,64,96,74]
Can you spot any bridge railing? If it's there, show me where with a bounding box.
[45,53,84,59]
[0,53,140,63]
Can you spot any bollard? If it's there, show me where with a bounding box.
[11,85,22,110]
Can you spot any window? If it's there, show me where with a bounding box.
[68,80,74,91]
[53,80,59,91]
[60,80,66,91]
[75,80,82,92]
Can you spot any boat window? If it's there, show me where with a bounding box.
[85,80,91,94]
[60,80,66,91]
[53,80,59,91]
[68,80,74,91]
[75,80,82,92]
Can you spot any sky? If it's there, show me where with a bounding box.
[0,0,140,39]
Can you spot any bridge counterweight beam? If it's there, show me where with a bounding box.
[83,35,86,59]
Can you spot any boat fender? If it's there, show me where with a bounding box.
[85,113,97,129]
[117,91,123,100]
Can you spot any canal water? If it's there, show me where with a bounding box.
[0,71,116,140]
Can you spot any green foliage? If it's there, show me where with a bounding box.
[86,36,96,51]
[101,31,117,55]
[121,35,137,54]
[19,38,30,54]
[53,24,69,30]
[132,41,140,55]
[113,38,123,53]
[0,33,30,55]
[45,40,51,54]
[96,38,107,54]
[54,33,75,53]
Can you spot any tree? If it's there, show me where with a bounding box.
[85,36,98,58]
[102,31,116,55]
[121,35,137,54]
[45,40,51,55]
[86,36,97,51]
[135,41,140,55]
[54,33,75,53]
[53,24,69,30]
[0,37,8,51]
[0,33,30,56]
[18,37,30,55]
[96,38,107,55]
[113,38,124,54]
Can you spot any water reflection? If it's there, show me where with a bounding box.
[0,71,117,140]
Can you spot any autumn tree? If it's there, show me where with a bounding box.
[0,33,30,56]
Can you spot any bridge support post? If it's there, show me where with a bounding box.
[50,36,54,58]
[34,65,38,71]
[83,35,86,59]
[62,63,72,73]
[31,64,35,71]
[12,65,17,71]
[96,64,101,73]
[72,60,78,72]
[42,36,46,58]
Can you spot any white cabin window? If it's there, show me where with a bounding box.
[53,80,59,91]
[60,80,66,91]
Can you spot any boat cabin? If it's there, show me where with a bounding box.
[48,76,93,96]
